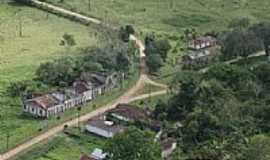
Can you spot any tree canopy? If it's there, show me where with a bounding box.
[105,127,162,160]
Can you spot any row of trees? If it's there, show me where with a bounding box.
[152,62,270,159]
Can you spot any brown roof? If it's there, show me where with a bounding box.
[73,81,90,94]
[161,138,177,150]
[87,116,124,134]
[109,104,150,122]
[27,94,60,110]
[80,155,95,160]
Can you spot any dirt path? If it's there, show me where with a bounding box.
[31,0,102,25]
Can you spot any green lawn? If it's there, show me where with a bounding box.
[0,2,98,153]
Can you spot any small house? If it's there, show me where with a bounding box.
[107,103,151,123]
[90,148,107,160]
[86,115,125,138]
[23,94,62,118]
[182,46,220,69]
[161,138,177,159]
[107,104,161,131]
[188,36,217,50]
[80,148,107,160]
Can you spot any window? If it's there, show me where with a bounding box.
[39,110,43,115]
[32,108,35,112]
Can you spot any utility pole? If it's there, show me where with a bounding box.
[88,0,91,11]
[77,106,82,132]
[6,130,10,150]
[19,16,23,37]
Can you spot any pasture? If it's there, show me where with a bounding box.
[45,0,270,34]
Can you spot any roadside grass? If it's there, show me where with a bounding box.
[11,127,107,160]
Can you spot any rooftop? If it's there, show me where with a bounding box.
[87,116,125,134]
[109,103,151,122]
[26,94,60,110]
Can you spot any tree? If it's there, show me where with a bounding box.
[60,33,76,48]
[119,25,135,42]
[145,37,171,61]
[242,135,270,160]
[105,127,162,160]
[146,54,163,73]
[228,17,250,30]
[36,57,78,87]
[221,29,263,59]
[253,63,270,89]
[249,22,270,57]
[116,52,130,72]
[167,72,200,120]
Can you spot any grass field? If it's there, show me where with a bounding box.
[0,1,98,153]
[45,0,270,34]
[44,0,270,80]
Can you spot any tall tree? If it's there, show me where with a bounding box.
[105,127,162,160]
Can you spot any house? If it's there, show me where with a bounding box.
[90,148,107,160]
[80,148,107,160]
[86,115,125,138]
[107,103,161,131]
[52,89,84,110]
[74,72,120,100]
[188,36,217,50]
[23,94,63,118]
[161,138,177,159]
[107,103,151,123]
[182,46,220,69]
[23,72,121,118]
